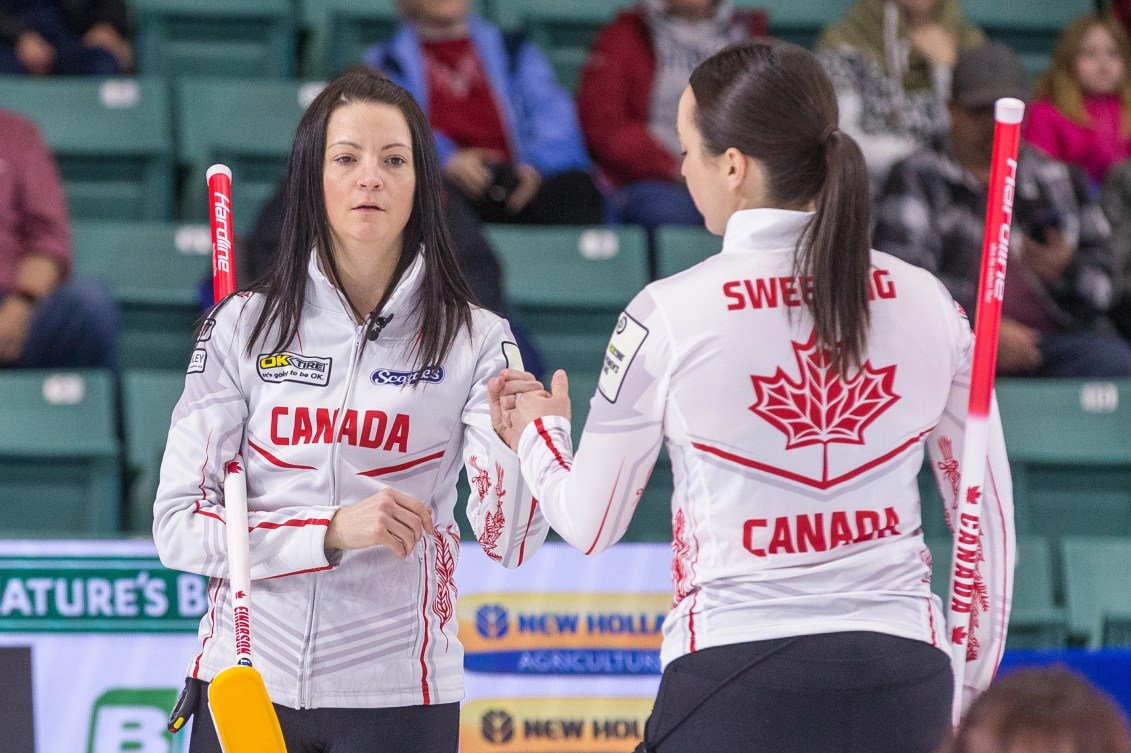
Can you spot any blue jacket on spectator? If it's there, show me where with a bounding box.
[364,14,591,177]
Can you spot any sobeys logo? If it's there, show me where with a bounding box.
[459,593,667,675]
[87,688,187,753]
[462,697,652,752]
[0,557,208,632]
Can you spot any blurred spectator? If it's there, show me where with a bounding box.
[874,42,1131,378]
[1099,157,1131,339]
[365,0,604,226]
[817,0,984,188]
[0,109,118,370]
[240,178,544,379]
[576,0,766,241]
[940,667,1131,753]
[0,0,131,76]
[1024,15,1131,189]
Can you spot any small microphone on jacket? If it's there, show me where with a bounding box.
[366,314,393,341]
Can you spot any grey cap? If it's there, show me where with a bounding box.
[951,42,1029,109]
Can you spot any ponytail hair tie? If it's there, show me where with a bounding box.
[821,125,839,144]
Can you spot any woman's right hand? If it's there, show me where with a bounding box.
[325,488,434,559]
[444,148,501,201]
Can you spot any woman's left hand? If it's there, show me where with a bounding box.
[506,165,542,215]
[488,368,546,447]
[505,369,571,451]
[908,23,957,68]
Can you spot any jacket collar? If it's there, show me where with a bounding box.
[720,208,814,254]
[304,248,426,338]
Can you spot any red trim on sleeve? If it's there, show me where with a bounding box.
[585,463,623,556]
[192,434,224,521]
[266,564,333,579]
[191,578,223,678]
[534,418,571,470]
[358,450,445,478]
[419,545,432,705]
[251,517,331,531]
[517,497,539,566]
[250,439,316,470]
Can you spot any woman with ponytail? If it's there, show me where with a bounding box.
[489,39,1013,752]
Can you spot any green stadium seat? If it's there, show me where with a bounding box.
[131,0,296,78]
[488,223,668,540]
[0,370,120,534]
[1010,536,1069,649]
[487,224,648,376]
[0,76,173,221]
[1062,536,1131,647]
[175,78,321,233]
[655,225,721,279]
[489,0,636,90]
[995,379,1131,547]
[72,221,211,370]
[121,370,186,534]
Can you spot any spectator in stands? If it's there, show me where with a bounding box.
[1099,157,1131,339]
[817,0,984,188]
[364,0,604,225]
[0,108,118,370]
[940,667,1131,753]
[576,0,766,242]
[873,42,1131,377]
[0,0,132,76]
[1024,14,1131,189]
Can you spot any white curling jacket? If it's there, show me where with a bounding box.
[154,252,548,709]
[518,209,1015,700]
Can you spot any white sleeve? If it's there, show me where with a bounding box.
[517,289,669,555]
[924,289,1016,703]
[463,318,549,568]
[152,300,340,580]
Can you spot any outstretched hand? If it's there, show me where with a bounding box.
[499,369,571,451]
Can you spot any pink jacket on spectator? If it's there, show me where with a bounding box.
[575,8,766,189]
[1024,94,1131,186]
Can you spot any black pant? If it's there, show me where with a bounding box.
[642,632,953,753]
[470,169,605,225]
[186,679,459,753]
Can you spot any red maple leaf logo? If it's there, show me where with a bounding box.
[750,330,899,484]
[965,486,982,505]
[225,460,242,476]
[951,626,967,645]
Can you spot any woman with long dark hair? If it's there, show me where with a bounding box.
[492,39,1015,752]
[154,69,548,753]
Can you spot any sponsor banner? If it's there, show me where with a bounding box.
[0,540,674,751]
[458,593,667,675]
[461,696,653,752]
[455,544,673,677]
[0,632,200,753]
[0,556,208,632]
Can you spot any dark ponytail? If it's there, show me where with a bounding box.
[689,39,872,374]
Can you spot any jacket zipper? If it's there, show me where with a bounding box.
[298,315,374,709]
